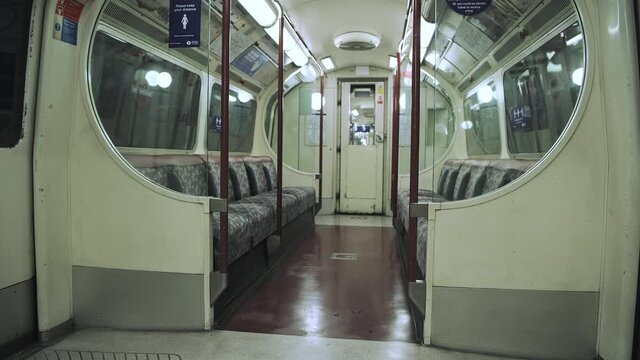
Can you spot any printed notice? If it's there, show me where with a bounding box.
[53,0,87,46]
[169,0,201,48]
[446,0,493,16]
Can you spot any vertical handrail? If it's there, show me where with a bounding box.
[318,76,324,208]
[409,0,421,282]
[391,53,400,217]
[219,0,230,273]
[277,15,284,236]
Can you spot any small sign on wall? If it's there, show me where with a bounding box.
[169,0,201,48]
[510,105,532,131]
[446,0,493,16]
[53,0,87,46]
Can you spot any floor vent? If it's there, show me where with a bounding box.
[331,253,357,261]
[26,350,182,360]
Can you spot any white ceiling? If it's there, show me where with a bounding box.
[279,0,408,71]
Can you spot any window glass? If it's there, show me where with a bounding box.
[207,83,256,153]
[504,22,584,154]
[90,31,201,150]
[464,81,501,156]
[263,80,324,173]
[0,0,32,148]
[398,68,455,173]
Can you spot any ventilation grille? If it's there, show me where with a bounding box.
[525,0,572,34]
[336,41,377,51]
[493,32,522,62]
[27,350,182,360]
[468,61,492,83]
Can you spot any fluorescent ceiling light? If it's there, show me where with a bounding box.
[399,93,406,113]
[266,23,296,50]
[321,57,335,70]
[477,85,494,104]
[229,95,237,102]
[389,56,397,69]
[461,120,473,130]
[421,18,436,49]
[286,44,309,67]
[350,109,359,117]
[298,64,317,82]
[237,90,253,103]
[311,92,326,111]
[238,0,277,28]
[566,33,583,46]
[157,72,172,88]
[572,67,584,86]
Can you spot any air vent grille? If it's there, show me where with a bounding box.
[103,2,166,43]
[493,33,522,62]
[525,0,572,34]
[468,61,492,83]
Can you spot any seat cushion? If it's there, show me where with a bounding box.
[262,160,278,191]
[212,211,252,266]
[236,191,300,226]
[283,186,316,212]
[230,160,252,200]
[172,163,209,196]
[244,159,270,195]
[207,161,235,201]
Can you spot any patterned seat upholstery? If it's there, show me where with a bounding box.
[260,159,316,214]
[397,159,536,277]
[236,191,300,226]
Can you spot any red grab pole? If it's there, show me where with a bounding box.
[391,53,400,216]
[408,0,421,282]
[276,15,284,236]
[318,76,324,208]
[219,0,230,273]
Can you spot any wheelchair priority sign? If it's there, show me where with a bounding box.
[446,0,493,16]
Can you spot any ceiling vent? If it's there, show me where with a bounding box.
[334,32,380,51]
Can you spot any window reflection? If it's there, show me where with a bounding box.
[503,22,584,154]
[207,83,257,153]
[464,81,501,156]
[349,85,376,146]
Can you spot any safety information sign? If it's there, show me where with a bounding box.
[446,0,493,16]
[53,0,87,46]
[169,0,201,48]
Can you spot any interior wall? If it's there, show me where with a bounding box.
[596,0,640,357]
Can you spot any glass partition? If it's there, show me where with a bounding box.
[207,83,257,153]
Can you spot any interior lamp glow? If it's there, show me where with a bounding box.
[420,18,436,62]
[350,109,359,118]
[237,91,253,103]
[157,72,172,89]
[229,95,237,102]
[286,43,309,67]
[461,120,474,130]
[238,0,277,28]
[145,70,159,87]
[311,92,325,111]
[399,93,406,113]
[388,56,397,69]
[572,67,584,86]
[566,33,584,46]
[266,23,296,50]
[477,85,494,104]
[321,57,335,71]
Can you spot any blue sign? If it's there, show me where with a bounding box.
[232,47,270,77]
[61,18,78,45]
[211,116,222,133]
[511,105,532,131]
[446,0,493,16]
[169,0,201,48]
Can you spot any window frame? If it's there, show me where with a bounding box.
[463,76,502,159]
[88,25,208,155]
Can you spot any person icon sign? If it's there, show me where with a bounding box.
[181,14,189,30]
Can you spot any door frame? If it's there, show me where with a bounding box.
[336,78,387,214]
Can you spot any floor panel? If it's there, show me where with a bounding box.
[223,225,414,342]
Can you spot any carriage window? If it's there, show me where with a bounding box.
[207,83,256,153]
[464,81,501,156]
[90,31,201,150]
[0,0,32,148]
[504,22,584,154]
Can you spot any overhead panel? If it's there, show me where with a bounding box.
[439,11,463,39]
[466,0,520,41]
[436,58,464,84]
[444,42,476,74]
[506,0,540,13]
[524,0,572,35]
[453,20,493,60]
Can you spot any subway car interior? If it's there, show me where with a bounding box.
[1,0,640,359]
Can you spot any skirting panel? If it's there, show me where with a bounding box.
[0,279,37,357]
[431,286,598,359]
[73,266,205,330]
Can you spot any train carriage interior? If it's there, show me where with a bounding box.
[2,0,640,359]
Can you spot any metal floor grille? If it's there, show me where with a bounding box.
[330,253,357,261]
[26,350,181,360]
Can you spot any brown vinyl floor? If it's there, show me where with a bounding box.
[222,225,415,342]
